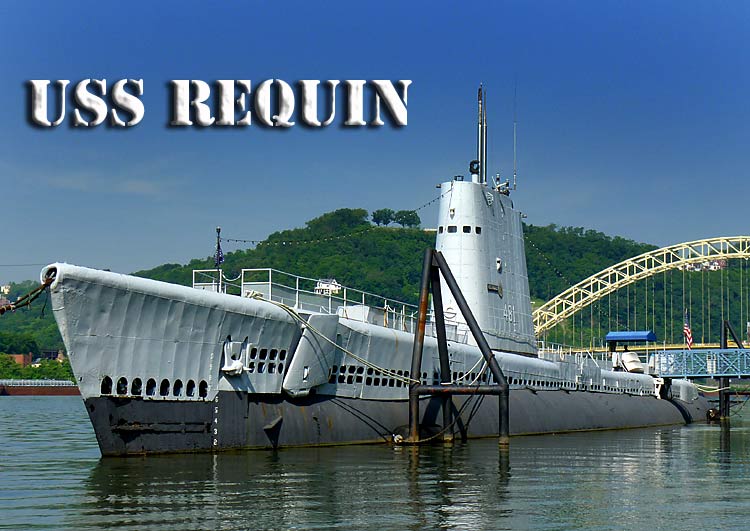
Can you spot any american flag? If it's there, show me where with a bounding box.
[683,311,694,349]
[215,243,224,268]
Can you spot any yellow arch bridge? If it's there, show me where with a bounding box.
[532,235,750,336]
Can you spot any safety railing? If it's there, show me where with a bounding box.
[0,379,77,387]
[537,341,610,364]
[192,267,473,340]
[192,269,227,293]
[653,348,750,378]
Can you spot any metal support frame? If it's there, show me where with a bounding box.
[719,320,743,422]
[408,249,510,446]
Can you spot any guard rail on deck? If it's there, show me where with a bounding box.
[192,268,472,341]
[537,342,610,364]
[654,349,750,378]
[0,379,77,387]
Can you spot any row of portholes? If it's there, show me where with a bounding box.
[246,361,284,374]
[247,348,287,362]
[328,365,430,388]
[100,376,208,398]
[438,225,482,235]
[507,376,559,389]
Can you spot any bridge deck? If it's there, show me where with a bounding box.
[654,348,750,379]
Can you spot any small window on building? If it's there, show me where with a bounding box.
[438,226,444,234]
[447,226,457,233]
[476,227,482,234]
[463,226,471,233]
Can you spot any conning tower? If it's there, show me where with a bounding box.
[435,86,536,355]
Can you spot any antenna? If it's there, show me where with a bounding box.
[476,85,483,184]
[482,87,487,184]
[513,79,518,190]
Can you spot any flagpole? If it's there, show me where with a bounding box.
[216,226,222,292]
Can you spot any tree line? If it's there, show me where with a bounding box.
[371,208,420,227]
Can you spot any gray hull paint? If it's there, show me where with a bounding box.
[86,391,710,456]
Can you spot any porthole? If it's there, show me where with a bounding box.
[198,380,208,398]
[173,379,183,396]
[186,380,196,397]
[131,378,143,396]
[100,376,113,395]
[463,225,471,233]
[116,377,128,395]
[146,378,156,396]
[160,379,170,396]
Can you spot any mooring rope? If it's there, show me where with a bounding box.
[248,292,419,385]
[0,278,53,316]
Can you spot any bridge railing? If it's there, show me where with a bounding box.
[654,348,750,378]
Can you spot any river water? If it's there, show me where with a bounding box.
[1,396,749,530]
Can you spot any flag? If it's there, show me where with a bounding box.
[683,311,694,349]
[215,242,224,268]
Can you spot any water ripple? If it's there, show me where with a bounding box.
[2,397,750,530]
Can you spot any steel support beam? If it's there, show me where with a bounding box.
[407,249,510,446]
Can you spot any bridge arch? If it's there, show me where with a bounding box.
[532,236,750,335]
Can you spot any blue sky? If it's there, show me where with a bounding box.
[1,0,748,283]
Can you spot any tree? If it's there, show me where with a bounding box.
[0,354,22,379]
[393,210,421,228]
[0,331,40,356]
[304,208,369,234]
[371,208,395,226]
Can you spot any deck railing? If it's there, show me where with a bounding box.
[0,379,77,387]
[653,348,750,378]
[192,268,473,340]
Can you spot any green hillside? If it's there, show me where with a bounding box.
[2,207,686,353]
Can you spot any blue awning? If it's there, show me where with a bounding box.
[605,330,657,343]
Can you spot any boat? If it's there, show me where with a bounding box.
[41,87,708,456]
[0,379,79,396]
